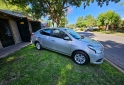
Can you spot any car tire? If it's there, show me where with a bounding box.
[73,51,89,65]
[35,41,42,50]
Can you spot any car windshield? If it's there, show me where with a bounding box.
[64,29,83,39]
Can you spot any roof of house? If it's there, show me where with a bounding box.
[0,9,33,20]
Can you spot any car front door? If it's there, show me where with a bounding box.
[50,29,72,55]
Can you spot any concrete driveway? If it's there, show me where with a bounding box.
[78,32,124,70]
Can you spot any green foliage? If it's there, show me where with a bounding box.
[118,20,124,28]
[0,0,30,15]
[3,0,120,27]
[80,28,85,31]
[83,14,96,27]
[76,16,85,27]
[66,24,75,29]
[97,10,121,26]
[119,1,124,6]
[76,15,96,28]
[97,13,105,26]
[60,17,68,27]
[47,20,52,27]
[104,10,121,25]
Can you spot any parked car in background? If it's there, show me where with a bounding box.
[85,27,93,31]
[31,28,104,65]
[85,26,99,32]
[92,26,99,29]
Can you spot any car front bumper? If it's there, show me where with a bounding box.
[89,52,105,64]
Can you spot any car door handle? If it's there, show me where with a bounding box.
[51,40,55,42]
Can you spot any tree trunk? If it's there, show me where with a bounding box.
[56,22,59,27]
[111,24,114,30]
[52,22,54,27]
[105,24,109,31]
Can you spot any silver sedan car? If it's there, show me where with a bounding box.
[31,28,104,65]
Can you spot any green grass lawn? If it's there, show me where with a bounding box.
[94,30,124,37]
[0,44,124,85]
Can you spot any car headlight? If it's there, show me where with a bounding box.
[88,45,102,54]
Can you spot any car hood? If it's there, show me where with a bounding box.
[80,37,101,46]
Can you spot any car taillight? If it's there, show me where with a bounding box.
[30,33,33,36]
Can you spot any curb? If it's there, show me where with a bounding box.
[105,58,124,74]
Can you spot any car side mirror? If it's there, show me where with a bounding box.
[64,36,70,40]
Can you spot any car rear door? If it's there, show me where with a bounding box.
[38,29,54,49]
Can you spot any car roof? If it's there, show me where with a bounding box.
[41,27,69,30]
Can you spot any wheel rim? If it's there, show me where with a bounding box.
[74,53,86,64]
[36,43,40,49]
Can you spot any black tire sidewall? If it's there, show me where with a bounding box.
[35,42,42,50]
[73,51,89,65]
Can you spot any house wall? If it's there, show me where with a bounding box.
[28,22,32,33]
[0,14,10,49]
[9,19,22,44]
[0,12,36,49]
[0,13,22,49]
[0,41,2,49]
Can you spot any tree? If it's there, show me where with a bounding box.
[104,10,120,30]
[0,0,30,14]
[66,24,75,29]
[76,15,96,28]
[97,10,121,30]
[76,16,85,27]
[46,20,52,27]
[97,13,105,26]
[4,0,83,27]
[83,14,96,27]
[118,20,124,29]
[60,17,68,27]
[4,0,120,27]
[119,1,124,6]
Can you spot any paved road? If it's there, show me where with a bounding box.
[78,32,124,70]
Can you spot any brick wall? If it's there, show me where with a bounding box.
[9,19,22,44]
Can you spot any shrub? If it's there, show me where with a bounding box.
[80,28,85,31]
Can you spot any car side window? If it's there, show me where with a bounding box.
[40,29,51,36]
[53,29,68,39]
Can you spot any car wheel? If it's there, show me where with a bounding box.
[35,42,42,50]
[73,51,89,65]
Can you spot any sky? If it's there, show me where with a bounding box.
[67,1,124,24]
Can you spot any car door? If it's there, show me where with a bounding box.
[50,29,72,55]
[38,29,54,49]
